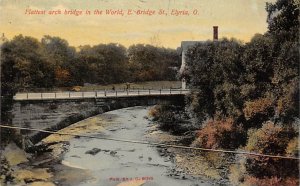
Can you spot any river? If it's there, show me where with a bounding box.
[60,106,210,186]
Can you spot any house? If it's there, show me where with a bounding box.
[179,26,218,89]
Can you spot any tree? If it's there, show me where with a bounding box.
[128,44,179,81]
[41,35,75,66]
[41,35,75,86]
[185,39,244,122]
[75,43,129,84]
[244,122,298,179]
[266,0,299,42]
[1,35,55,90]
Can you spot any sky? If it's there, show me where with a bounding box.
[0,0,276,49]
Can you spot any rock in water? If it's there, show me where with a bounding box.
[109,151,117,156]
[85,148,101,155]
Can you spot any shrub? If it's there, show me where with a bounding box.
[245,122,288,154]
[276,79,299,123]
[244,122,298,178]
[285,137,299,157]
[243,98,274,120]
[192,118,245,149]
[148,105,160,121]
[243,176,299,186]
[228,159,247,186]
[148,105,192,134]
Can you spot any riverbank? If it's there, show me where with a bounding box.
[0,113,113,186]
[145,122,234,185]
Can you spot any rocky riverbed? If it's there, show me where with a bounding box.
[145,124,234,185]
[0,106,228,186]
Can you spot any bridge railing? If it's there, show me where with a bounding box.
[13,89,190,100]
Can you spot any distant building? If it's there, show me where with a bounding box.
[179,41,203,89]
[179,26,218,89]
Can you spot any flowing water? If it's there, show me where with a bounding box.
[62,106,210,186]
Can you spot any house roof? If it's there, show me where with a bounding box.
[181,41,204,52]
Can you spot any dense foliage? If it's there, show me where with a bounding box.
[183,0,299,184]
[128,44,179,82]
[191,118,245,149]
[1,37,180,91]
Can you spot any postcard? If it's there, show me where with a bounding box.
[0,0,299,186]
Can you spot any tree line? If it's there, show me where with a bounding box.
[1,36,180,93]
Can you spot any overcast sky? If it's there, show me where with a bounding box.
[0,0,276,48]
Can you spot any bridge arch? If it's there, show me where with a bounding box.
[12,94,185,144]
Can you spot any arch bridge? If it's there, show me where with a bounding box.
[12,89,188,144]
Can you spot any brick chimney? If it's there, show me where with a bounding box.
[213,26,218,41]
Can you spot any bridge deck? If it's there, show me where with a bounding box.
[14,89,189,100]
